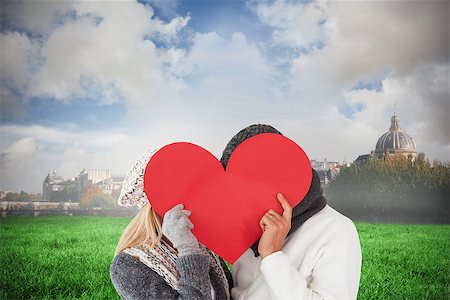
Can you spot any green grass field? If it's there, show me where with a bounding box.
[0,216,448,299]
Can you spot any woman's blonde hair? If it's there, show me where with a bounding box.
[114,203,162,257]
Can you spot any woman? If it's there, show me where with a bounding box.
[221,124,362,300]
[109,148,232,300]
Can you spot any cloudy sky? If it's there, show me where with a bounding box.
[1,0,448,193]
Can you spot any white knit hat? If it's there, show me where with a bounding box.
[117,148,158,209]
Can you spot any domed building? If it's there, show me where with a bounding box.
[355,112,417,163]
[371,112,417,160]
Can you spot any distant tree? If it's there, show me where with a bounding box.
[91,194,116,209]
[80,184,104,208]
[18,191,31,202]
[326,153,449,223]
[29,193,42,201]
[111,189,121,205]
[417,152,426,162]
[4,192,19,202]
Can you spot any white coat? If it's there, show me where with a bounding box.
[231,204,362,300]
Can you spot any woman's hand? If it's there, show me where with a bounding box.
[258,193,292,259]
[162,204,201,256]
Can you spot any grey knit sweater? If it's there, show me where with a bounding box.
[110,252,233,300]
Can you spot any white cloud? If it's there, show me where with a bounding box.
[0,32,37,88]
[171,31,277,105]
[1,0,72,35]
[250,0,327,49]
[288,0,448,92]
[1,137,38,164]
[2,1,189,107]
[0,137,41,192]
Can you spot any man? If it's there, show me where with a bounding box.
[220,124,362,300]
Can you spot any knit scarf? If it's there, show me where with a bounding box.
[250,168,327,257]
[123,238,230,299]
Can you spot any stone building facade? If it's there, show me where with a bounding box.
[42,169,122,201]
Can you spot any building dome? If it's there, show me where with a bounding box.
[372,113,417,159]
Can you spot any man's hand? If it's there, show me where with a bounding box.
[258,193,292,259]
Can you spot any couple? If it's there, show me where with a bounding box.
[109,124,362,300]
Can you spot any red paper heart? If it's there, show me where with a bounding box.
[144,133,312,263]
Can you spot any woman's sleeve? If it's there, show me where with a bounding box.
[110,253,180,300]
[176,253,214,300]
[110,252,215,300]
[259,218,362,300]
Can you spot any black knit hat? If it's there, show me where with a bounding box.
[220,124,327,257]
[220,124,282,170]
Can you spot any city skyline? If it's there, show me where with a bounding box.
[1,0,448,193]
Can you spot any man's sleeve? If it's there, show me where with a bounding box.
[259,219,362,300]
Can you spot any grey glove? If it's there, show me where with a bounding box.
[162,204,201,256]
